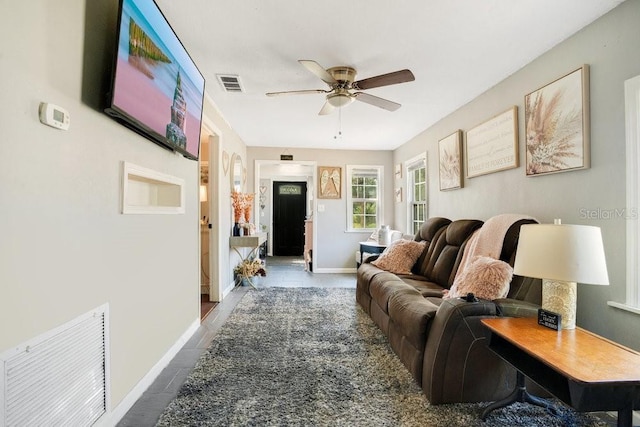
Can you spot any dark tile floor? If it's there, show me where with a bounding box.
[117,256,356,426]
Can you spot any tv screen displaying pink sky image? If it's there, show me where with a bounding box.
[110,0,205,160]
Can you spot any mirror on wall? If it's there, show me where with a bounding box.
[230,153,244,192]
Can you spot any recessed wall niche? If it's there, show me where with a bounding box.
[121,162,185,214]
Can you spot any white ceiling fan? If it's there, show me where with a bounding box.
[266,60,415,115]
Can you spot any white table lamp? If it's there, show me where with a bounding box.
[513,220,609,329]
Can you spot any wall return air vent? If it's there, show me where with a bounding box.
[1,304,110,426]
[216,74,244,93]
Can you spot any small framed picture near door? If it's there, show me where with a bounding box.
[525,65,590,176]
[438,130,463,191]
[318,166,341,199]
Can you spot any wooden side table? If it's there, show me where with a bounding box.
[481,317,640,426]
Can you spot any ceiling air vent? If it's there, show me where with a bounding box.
[216,74,244,93]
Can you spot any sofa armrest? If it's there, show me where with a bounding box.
[422,298,498,402]
[493,298,539,318]
[422,297,542,404]
[364,254,380,263]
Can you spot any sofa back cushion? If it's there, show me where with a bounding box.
[499,218,538,265]
[419,219,484,288]
[414,217,452,242]
[412,217,452,274]
[498,218,542,304]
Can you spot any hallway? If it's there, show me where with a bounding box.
[118,256,356,426]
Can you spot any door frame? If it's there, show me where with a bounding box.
[200,121,223,302]
[254,160,317,259]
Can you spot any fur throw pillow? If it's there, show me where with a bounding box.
[447,256,513,300]
[371,239,426,275]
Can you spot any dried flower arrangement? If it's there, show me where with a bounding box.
[243,193,254,223]
[231,191,256,224]
[231,191,246,223]
[234,258,267,279]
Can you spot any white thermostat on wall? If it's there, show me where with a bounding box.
[39,102,70,130]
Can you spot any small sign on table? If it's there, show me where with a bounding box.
[538,308,562,330]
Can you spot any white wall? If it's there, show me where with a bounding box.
[201,100,247,296]
[247,148,394,271]
[393,0,640,349]
[0,0,244,418]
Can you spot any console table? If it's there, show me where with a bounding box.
[229,233,267,288]
[481,317,640,426]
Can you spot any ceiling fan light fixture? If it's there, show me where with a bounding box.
[326,93,354,108]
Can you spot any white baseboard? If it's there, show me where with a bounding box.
[223,281,235,298]
[105,317,200,426]
[312,267,357,274]
[606,410,640,424]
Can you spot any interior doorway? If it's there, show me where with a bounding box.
[254,160,316,259]
[200,129,221,310]
[273,181,307,256]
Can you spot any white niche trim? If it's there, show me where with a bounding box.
[122,162,185,214]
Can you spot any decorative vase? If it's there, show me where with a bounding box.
[378,225,391,245]
[233,222,241,236]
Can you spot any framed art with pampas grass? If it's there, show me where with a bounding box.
[438,130,463,191]
[524,65,590,176]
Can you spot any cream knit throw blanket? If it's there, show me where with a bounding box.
[456,213,538,276]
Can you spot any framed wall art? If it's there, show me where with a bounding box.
[394,163,402,179]
[466,106,519,178]
[438,130,463,191]
[222,150,230,176]
[524,65,590,176]
[318,166,342,199]
[200,161,209,184]
[395,187,403,203]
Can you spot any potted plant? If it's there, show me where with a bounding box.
[234,258,266,286]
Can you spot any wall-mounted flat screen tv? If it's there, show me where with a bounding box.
[105,0,205,160]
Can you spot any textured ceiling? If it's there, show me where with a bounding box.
[156,0,623,150]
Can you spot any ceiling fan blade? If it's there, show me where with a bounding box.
[266,89,328,97]
[353,69,415,90]
[354,92,401,111]
[318,101,335,116]
[299,60,337,86]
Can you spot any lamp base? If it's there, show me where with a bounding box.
[542,279,577,330]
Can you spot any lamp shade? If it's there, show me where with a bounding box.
[513,224,609,285]
[199,185,208,202]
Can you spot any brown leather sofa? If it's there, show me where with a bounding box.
[356,216,541,404]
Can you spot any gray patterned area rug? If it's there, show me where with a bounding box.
[156,288,606,426]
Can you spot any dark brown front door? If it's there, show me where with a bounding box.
[273,181,307,256]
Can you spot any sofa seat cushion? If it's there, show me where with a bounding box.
[399,276,446,297]
[388,290,439,351]
[370,279,415,315]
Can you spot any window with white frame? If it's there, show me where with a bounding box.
[405,154,427,235]
[612,74,640,314]
[346,165,383,231]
